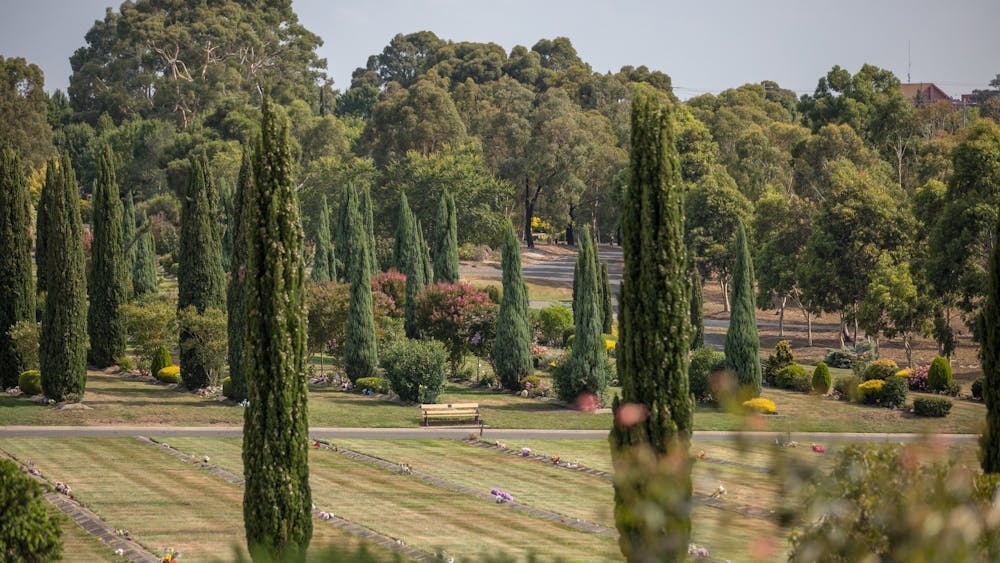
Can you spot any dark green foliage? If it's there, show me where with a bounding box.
[242,95,312,560]
[493,222,533,391]
[226,149,252,402]
[537,305,573,346]
[132,222,158,298]
[39,155,87,403]
[863,358,899,381]
[0,147,36,387]
[222,376,232,398]
[974,376,985,400]
[724,223,761,397]
[344,185,379,383]
[87,144,128,368]
[334,185,353,281]
[983,207,1000,473]
[928,356,953,391]
[432,191,459,283]
[599,261,613,334]
[416,219,433,287]
[609,91,693,562]
[393,193,426,337]
[774,364,812,392]
[0,458,63,561]
[178,154,226,389]
[554,226,608,402]
[763,340,795,384]
[913,396,953,417]
[311,195,335,283]
[689,263,704,350]
[18,370,42,395]
[812,362,832,394]
[880,375,909,408]
[150,345,173,378]
[688,347,725,403]
[382,338,448,403]
[358,184,379,274]
[121,190,136,300]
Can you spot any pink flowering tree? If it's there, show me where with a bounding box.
[413,282,498,376]
[371,269,407,318]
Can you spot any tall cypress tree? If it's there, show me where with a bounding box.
[311,195,335,283]
[417,219,433,285]
[132,220,158,298]
[218,177,234,272]
[690,258,705,350]
[493,221,533,390]
[227,148,252,403]
[609,91,693,562]
[0,147,36,387]
[87,144,128,368]
[981,216,1000,473]
[556,226,608,401]
[35,161,52,295]
[121,190,136,300]
[242,95,312,560]
[724,224,761,397]
[177,155,226,389]
[39,155,88,403]
[599,261,613,334]
[394,193,426,337]
[344,184,378,382]
[433,191,459,283]
[359,184,379,274]
[334,185,354,282]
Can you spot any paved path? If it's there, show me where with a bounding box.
[0,425,979,444]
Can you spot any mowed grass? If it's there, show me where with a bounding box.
[162,437,621,561]
[0,438,391,562]
[48,505,130,562]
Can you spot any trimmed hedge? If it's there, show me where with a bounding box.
[774,364,811,392]
[928,356,953,392]
[811,362,832,394]
[854,375,907,408]
[156,365,181,384]
[913,396,953,417]
[18,370,42,395]
[381,338,448,403]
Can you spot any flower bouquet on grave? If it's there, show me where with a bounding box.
[490,488,515,503]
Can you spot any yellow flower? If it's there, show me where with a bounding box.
[742,397,776,414]
[604,339,616,351]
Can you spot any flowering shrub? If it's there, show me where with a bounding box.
[856,379,885,404]
[530,343,548,368]
[854,376,907,408]
[413,282,498,375]
[156,365,181,384]
[863,358,899,381]
[907,364,930,391]
[742,397,776,414]
[371,270,406,318]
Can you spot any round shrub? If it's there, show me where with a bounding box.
[18,370,42,395]
[907,364,930,391]
[0,459,63,560]
[521,373,542,391]
[973,376,985,400]
[856,379,886,405]
[811,362,832,394]
[150,345,173,378]
[774,364,811,392]
[561,327,575,347]
[355,377,390,394]
[156,365,181,384]
[763,340,794,384]
[537,305,573,346]
[927,356,953,392]
[833,375,859,400]
[689,347,725,403]
[913,396,953,417]
[880,375,909,409]
[742,397,776,414]
[863,358,899,382]
[222,376,232,398]
[381,339,448,403]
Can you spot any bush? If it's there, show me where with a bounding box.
[156,365,181,384]
[763,340,794,384]
[880,375,908,409]
[743,397,776,414]
[774,364,812,392]
[823,349,853,369]
[521,373,542,390]
[856,379,886,405]
[457,243,493,261]
[0,459,63,561]
[222,376,232,398]
[913,396,953,417]
[150,345,173,379]
[18,370,42,395]
[114,355,136,372]
[537,305,573,346]
[927,356,953,392]
[973,376,985,400]
[907,364,930,391]
[7,320,40,373]
[355,377,390,395]
[863,358,899,381]
[484,284,501,304]
[833,376,859,400]
[689,347,725,403]
[381,339,448,403]
[811,362,832,394]
[946,381,962,397]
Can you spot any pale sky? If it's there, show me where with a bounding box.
[1,0,997,100]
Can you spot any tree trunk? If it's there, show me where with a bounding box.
[839,314,847,349]
[806,311,813,347]
[523,177,534,249]
[721,279,730,312]
[904,334,913,368]
[566,203,576,246]
[777,295,786,338]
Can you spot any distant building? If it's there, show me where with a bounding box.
[900,83,953,106]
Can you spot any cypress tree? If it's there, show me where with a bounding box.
[394,193,426,337]
[556,226,608,401]
[493,221,533,390]
[311,195,335,283]
[433,191,459,283]
[690,259,705,350]
[39,154,88,403]
[121,190,136,300]
[417,219,433,286]
[724,224,761,397]
[609,91,693,562]
[242,95,312,560]
[35,161,51,295]
[218,177,234,272]
[344,185,378,382]
[359,184,379,274]
[981,215,1000,473]
[334,186,354,282]
[177,155,226,389]
[132,220,158,298]
[227,149,252,403]
[0,147,36,388]
[599,261,613,334]
[87,144,128,367]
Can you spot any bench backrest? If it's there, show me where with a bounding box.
[421,403,479,411]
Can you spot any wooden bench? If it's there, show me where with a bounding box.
[421,403,481,426]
